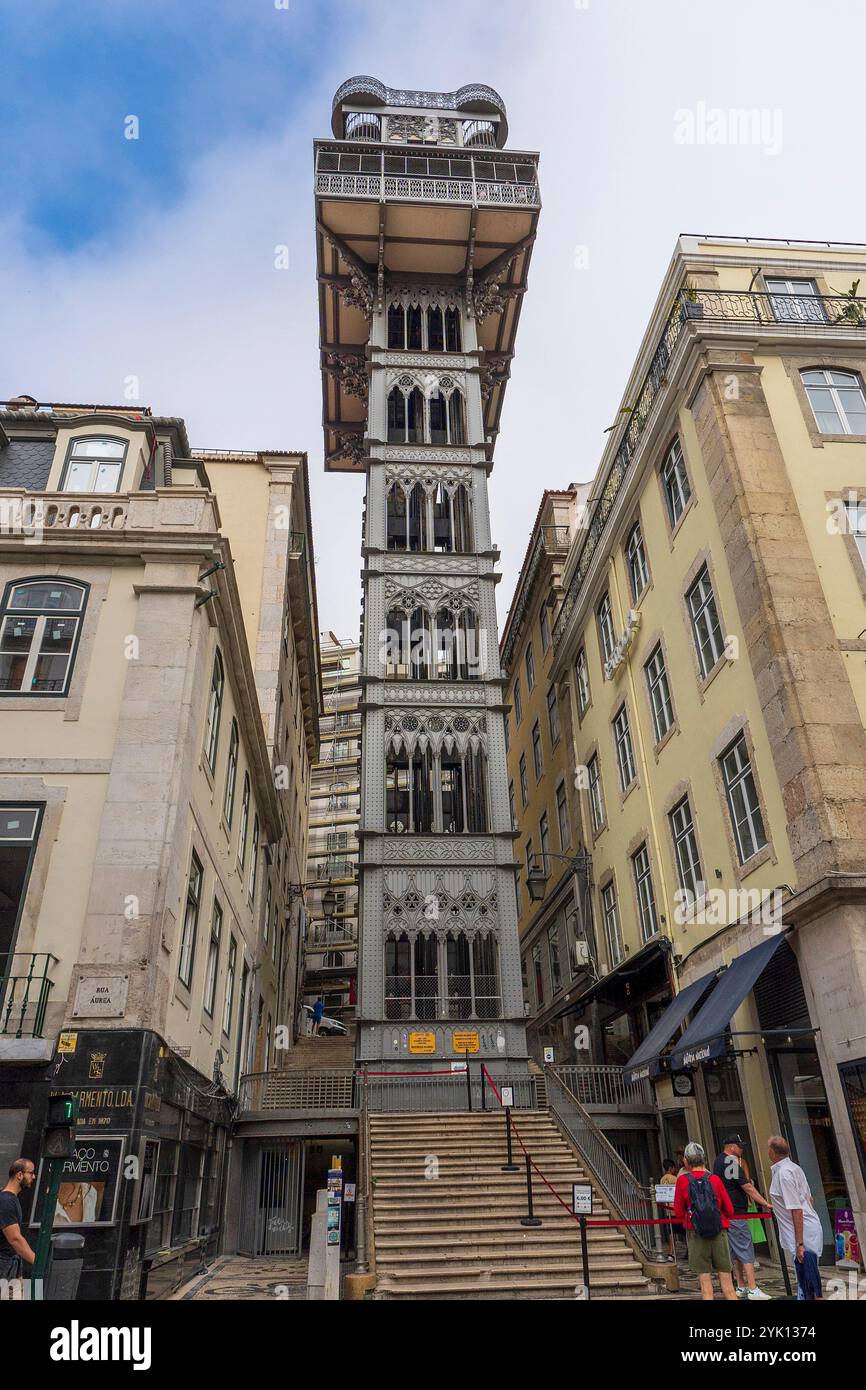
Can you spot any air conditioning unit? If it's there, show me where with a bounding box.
[573,940,589,969]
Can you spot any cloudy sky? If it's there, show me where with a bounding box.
[2,0,863,637]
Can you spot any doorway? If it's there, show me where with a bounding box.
[769,1046,849,1262]
[238,1140,304,1255]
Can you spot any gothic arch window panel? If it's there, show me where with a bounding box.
[386,480,428,551]
[384,712,489,834]
[384,606,431,681]
[387,302,405,350]
[445,306,461,353]
[387,384,424,444]
[446,931,500,1020]
[384,932,412,1020]
[427,304,445,351]
[429,384,466,446]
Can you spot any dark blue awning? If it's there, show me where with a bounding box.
[622,968,719,1085]
[670,934,788,1071]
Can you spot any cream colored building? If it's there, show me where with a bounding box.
[303,632,361,1024]
[0,397,320,1297]
[537,238,866,1257]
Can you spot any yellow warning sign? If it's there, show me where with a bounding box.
[452,1030,480,1054]
[409,1032,436,1055]
[57,1032,78,1054]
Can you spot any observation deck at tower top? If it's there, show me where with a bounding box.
[314,77,541,471]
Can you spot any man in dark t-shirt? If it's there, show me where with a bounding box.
[712,1135,773,1301]
[0,1158,37,1282]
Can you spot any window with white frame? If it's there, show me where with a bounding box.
[222,936,237,1037]
[61,436,126,492]
[601,881,624,968]
[645,644,674,742]
[238,774,250,869]
[513,676,523,725]
[204,897,223,1017]
[597,593,616,665]
[625,521,649,600]
[548,921,563,993]
[720,733,767,863]
[0,579,86,696]
[532,720,543,781]
[519,753,528,807]
[248,815,260,902]
[539,810,551,873]
[670,796,703,904]
[539,604,551,654]
[801,368,866,435]
[525,640,536,691]
[688,566,725,678]
[632,843,658,942]
[613,705,636,790]
[509,780,516,829]
[661,437,691,528]
[844,502,866,570]
[204,650,224,773]
[587,753,604,833]
[765,277,824,324]
[575,648,590,716]
[547,684,560,745]
[223,720,239,826]
[178,853,203,988]
[556,779,570,850]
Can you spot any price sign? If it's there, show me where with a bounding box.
[500,1086,514,1108]
[572,1183,593,1215]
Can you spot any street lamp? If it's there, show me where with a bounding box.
[322,885,337,921]
[526,850,593,903]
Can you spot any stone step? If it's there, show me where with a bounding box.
[375,1271,651,1299]
[370,1156,581,1175]
[374,1229,630,1251]
[375,1250,640,1273]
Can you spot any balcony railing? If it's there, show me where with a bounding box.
[552,286,866,655]
[549,1064,654,1109]
[309,922,358,948]
[0,953,57,1038]
[314,858,356,881]
[316,154,539,209]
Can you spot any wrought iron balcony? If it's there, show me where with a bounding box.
[0,952,57,1038]
[314,858,357,881]
[315,146,539,209]
[552,285,866,655]
[309,921,358,948]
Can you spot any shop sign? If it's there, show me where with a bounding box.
[543,1047,555,1064]
[409,1031,436,1055]
[57,1032,78,1054]
[835,1210,862,1268]
[453,1031,479,1054]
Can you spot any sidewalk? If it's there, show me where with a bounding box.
[173,1254,309,1301]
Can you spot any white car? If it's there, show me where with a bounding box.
[302,1004,348,1037]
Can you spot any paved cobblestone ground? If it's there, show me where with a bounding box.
[178,1255,309,1301]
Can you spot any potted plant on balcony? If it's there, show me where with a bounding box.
[679,283,704,322]
[832,279,866,327]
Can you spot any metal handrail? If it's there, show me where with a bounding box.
[550,1064,654,1108]
[238,1068,355,1112]
[544,1065,659,1262]
[552,286,866,654]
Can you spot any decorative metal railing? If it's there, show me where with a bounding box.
[384,973,501,1021]
[309,921,358,948]
[0,953,57,1038]
[314,858,356,881]
[549,1064,654,1109]
[552,286,866,655]
[361,1068,537,1114]
[545,1066,659,1262]
[315,171,539,208]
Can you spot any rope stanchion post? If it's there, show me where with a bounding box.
[578,1213,591,1301]
[480,1064,486,1111]
[520,1153,542,1228]
[464,1047,472,1112]
[501,1105,519,1172]
[771,1212,795,1299]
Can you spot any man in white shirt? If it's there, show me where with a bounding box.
[767,1136,824,1301]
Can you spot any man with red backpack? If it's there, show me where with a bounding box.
[673,1141,738,1300]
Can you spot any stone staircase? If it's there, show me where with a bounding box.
[369,1109,653,1299]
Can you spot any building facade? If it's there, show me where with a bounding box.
[547,238,866,1256]
[303,632,361,1025]
[0,399,320,1297]
[500,489,589,1065]
[314,77,540,1074]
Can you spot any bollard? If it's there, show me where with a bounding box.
[520,1153,542,1227]
[501,1107,519,1172]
